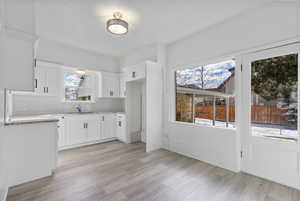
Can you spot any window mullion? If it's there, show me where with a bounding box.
[226,97,229,128]
[213,96,216,126]
[192,94,195,123]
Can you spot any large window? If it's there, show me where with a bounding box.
[176,59,236,128]
[251,54,298,139]
[64,71,94,102]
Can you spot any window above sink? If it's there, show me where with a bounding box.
[63,68,97,103]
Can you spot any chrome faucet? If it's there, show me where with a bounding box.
[76,105,82,113]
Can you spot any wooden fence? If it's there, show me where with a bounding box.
[178,104,285,124]
[194,105,235,122]
[251,106,285,124]
[176,93,286,124]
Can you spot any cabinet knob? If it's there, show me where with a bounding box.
[132,72,136,78]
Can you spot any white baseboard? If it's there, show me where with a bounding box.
[58,138,117,151]
[0,187,8,201]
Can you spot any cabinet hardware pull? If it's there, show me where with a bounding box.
[43,87,46,93]
[132,72,136,78]
[86,123,88,128]
[102,116,105,121]
[35,79,37,89]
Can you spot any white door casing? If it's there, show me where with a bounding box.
[241,43,300,189]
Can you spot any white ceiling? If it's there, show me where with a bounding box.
[34,0,268,56]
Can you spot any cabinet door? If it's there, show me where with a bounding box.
[99,115,105,139]
[111,76,120,97]
[87,119,100,142]
[102,75,113,97]
[35,61,60,96]
[57,119,65,148]
[120,74,126,97]
[124,64,146,82]
[116,116,126,142]
[69,119,87,145]
[45,67,59,96]
[102,114,116,139]
[99,73,120,98]
[34,65,46,94]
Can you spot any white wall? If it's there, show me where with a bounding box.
[2,0,35,34]
[163,2,300,172]
[168,3,300,68]
[0,0,36,198]
[36,39,120,73]
[119,44,157,67]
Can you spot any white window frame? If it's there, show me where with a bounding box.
[169,57,241,131]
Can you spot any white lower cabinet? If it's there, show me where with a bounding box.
[116,113,127,143]
[99,113,116,140]
[68,118,89,145]
[58,114,116,150]
[87,118,101,142]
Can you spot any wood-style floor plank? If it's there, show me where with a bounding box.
[7,141,300,201]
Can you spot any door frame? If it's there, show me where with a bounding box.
[240,43,300,189]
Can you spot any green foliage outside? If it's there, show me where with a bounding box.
[251,54,298,101]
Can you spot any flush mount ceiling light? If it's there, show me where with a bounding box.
[106,12,128,35]
[75,69,86,75]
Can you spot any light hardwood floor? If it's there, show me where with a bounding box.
[7,141,300,201]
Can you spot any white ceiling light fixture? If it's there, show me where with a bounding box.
[106,12,128,35]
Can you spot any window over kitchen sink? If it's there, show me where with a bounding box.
[63,69,96,103]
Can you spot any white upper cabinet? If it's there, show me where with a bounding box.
[123,63,146,82]
[119,73,126,97]
[98,72,120,98]
[35,61,61,96]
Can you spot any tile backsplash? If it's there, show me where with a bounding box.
[11,93,124,116]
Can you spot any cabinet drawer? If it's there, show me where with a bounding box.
[124,64,146,82]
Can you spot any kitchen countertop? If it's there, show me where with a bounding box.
[5,112,124,126]
[5,114,62,126]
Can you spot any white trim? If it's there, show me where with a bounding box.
[169,120,236,131]
[1,25,38,42]
[58,138,118,151]
[176,87,235,98]
[240,43,300,189]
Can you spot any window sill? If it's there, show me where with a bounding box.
[253,134,298,143]
[169,120,236,131]
[62,100,95,104]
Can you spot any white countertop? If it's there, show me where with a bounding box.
[6,114,62,125]
[5,112,124,125]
